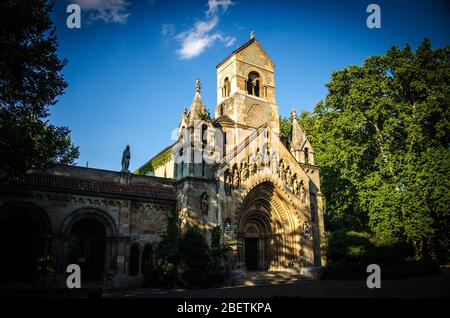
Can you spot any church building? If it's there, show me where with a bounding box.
[0,34,324,287]
[139,33,325,275]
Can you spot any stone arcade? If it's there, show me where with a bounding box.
[0,34,324,287]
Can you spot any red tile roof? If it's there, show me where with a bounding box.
[23,173,177,201]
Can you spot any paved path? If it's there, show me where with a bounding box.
[103,272,450,298]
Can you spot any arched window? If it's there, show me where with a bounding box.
[223,77,230,97]
[247,71,261,97]
[304,147,309,164]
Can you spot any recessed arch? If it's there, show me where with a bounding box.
[0,201,51,235]
[0,201,51,284]
[60,207,117,236]
[236,181,301,270]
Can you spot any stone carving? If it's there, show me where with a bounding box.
[278,160,284,179]
[282,165,287,182]
[121,145,131,172]
[249,155,255,176]
[241,161,249,181]
[271,153,279,175]
[293,177,299,195]
[255,150,262,171]
[224,218,231,232]
[200,192,208,215]
[196,78,201,93]
[233,166,240,189]
[224,169,232,196]
[299,180,306,203]
[301,221,311,239]
[286,168,292,187]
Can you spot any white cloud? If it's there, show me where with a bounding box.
[206,0,234,16]
[165,0,236,60]
[73,0,130,24]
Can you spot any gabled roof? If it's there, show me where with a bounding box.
[216,37,275,69]
[213,114,235,125]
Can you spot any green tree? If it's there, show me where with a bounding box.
[178,228,211,288]
[152,208,180,286]
[283,39,449,261]
[0,0,78,181]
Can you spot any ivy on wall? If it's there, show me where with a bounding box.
[134,150,172,175]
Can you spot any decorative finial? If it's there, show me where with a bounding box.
[196,78,201,93]
[183,105,188,115]
[291,108,297,120]
[250,31,255,39]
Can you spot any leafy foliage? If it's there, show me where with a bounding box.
[0,0,79,180]
[135,150,172,175]
[143,213,229,288]
[177,228,213,287]
[322,230,440,280]
[282,39,449,262]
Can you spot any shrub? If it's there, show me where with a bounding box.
[177,228,213,288]
[322,230,440,280]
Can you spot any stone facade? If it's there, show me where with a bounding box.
[147,35,325,274]
[0,35,325,287]
[0,165,176,287]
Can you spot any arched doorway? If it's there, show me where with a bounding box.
[0,203,50,284]
[69,218,106,281]
[129,244,140,276]
[237,181,300,271]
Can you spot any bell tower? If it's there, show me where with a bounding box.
[215,33,279,131]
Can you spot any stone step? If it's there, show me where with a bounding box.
[231,271,308,286]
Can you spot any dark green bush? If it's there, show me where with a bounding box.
[322,230,441,280]
[177,228,212,288]
[143,223,229,288]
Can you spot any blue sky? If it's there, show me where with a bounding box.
[49,0,449,172]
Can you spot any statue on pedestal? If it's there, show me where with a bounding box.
[121,145,131,172]
[293,178,299,195]
[241,161,249,181]
[278,160,284,179]
[271,153,279,175]
[255,150,262,171]
[299,181,306,203]
[233,167,240,189]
